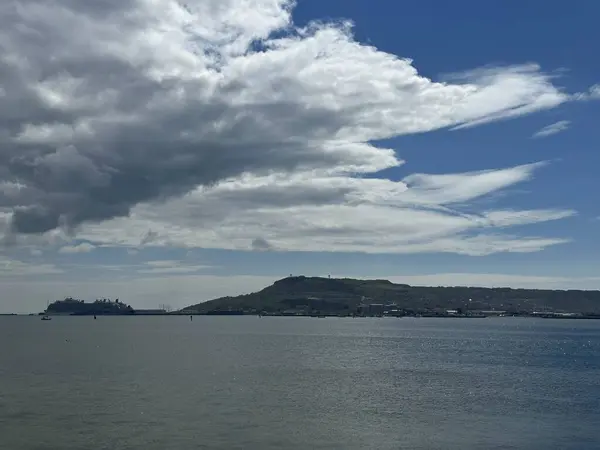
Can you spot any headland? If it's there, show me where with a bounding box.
[182,276,600,318]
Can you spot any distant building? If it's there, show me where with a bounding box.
[532,311,577,317]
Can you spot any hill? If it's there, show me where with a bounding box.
[182,276,600,317]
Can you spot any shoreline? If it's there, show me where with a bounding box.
[4,313,600,320]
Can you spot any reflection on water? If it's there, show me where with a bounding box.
[1,316,599,450]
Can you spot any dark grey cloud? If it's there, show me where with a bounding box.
[140,230,159,246]
[251,237,274,251]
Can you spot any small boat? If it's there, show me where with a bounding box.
[41,315,51,321]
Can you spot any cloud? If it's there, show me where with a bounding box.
[532,120,571,138]
[445,65,571,130]
[67,259,214,274]
[573,84,600,101]
[58,242,96,254]
[0,258,62,277]
[252,238,275,251]
[137,259,213,274]
[76,161,574,255]
[139,230,159,246]
[0,0,584,248]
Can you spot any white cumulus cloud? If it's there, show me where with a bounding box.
[0,0,585,255]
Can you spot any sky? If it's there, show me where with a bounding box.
[1,0,600,313]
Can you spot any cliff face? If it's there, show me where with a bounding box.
[45,298,134,315]
[183,276,600,315]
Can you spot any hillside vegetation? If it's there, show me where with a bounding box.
[183,276,600,315]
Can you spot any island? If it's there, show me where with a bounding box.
[41,298,135,315]
[40,298,172,316]
[182,276,600,318]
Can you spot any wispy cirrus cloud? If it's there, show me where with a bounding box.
[0,258,62,277]
[573,83,600,101]
[137,260,213,274]
[532,120,571,138]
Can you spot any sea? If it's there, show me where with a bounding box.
[1,316,599,450]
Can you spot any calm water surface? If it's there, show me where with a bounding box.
[1,316,599,449]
